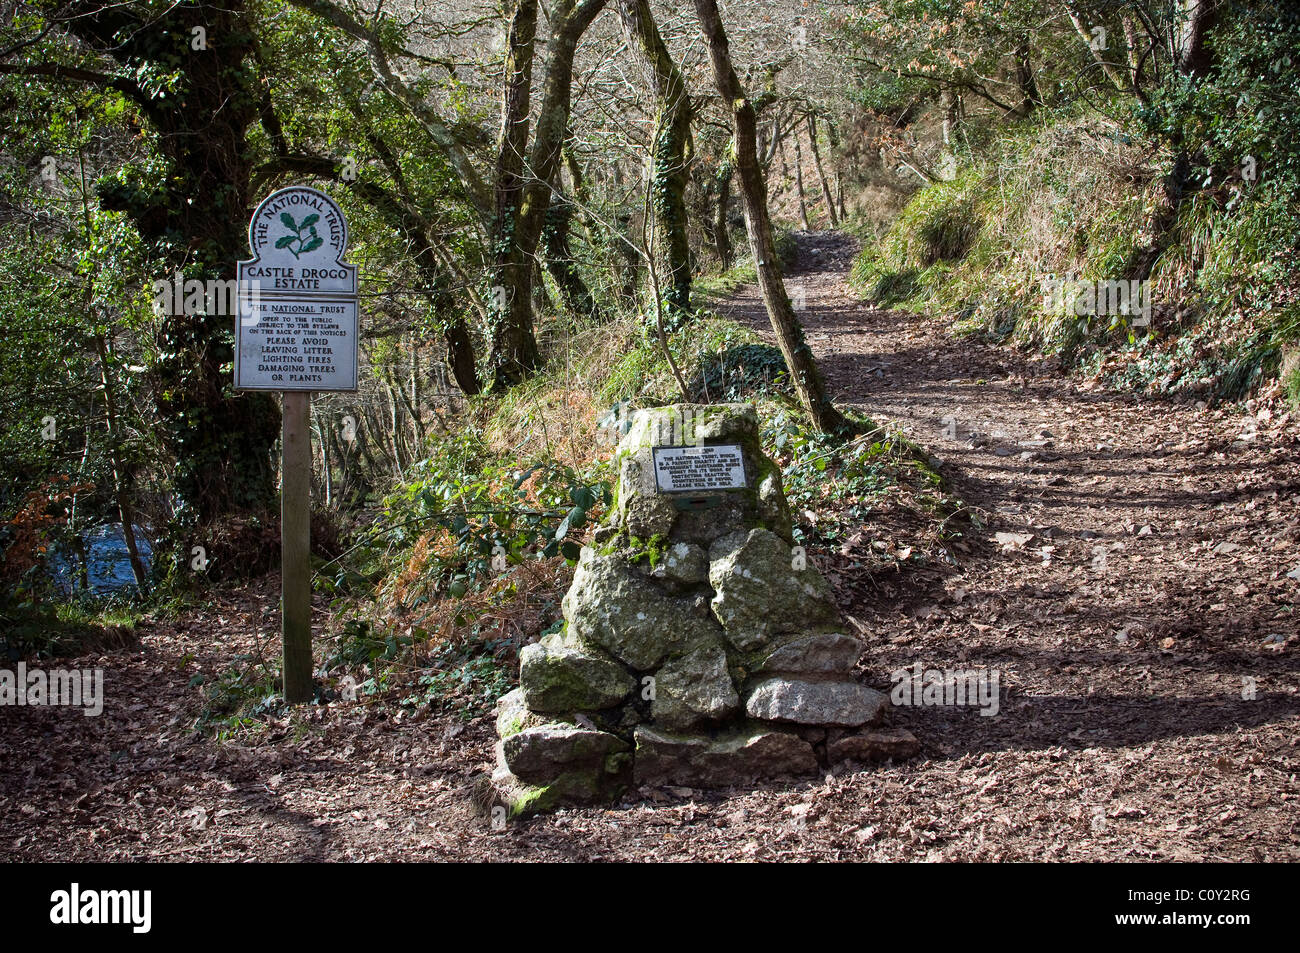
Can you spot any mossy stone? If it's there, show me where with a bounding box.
[708,528,838,651]
[518,636,635,712]
[563,547,721,670]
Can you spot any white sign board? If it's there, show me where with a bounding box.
[653,444,747,492]
[235,186,359,391]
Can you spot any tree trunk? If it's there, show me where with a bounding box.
[319,413,333,508]
[773,133,790,203]
[1176,0,1219,78]
[563,143,600,245]
[70,433,92,592]
[616,211,642,306]
[806,115,838,227]
[542,194,603,321]
[610,162,643,306]
[827,121,847,219]
[714,161,733,268]
[63,1,280,523]
[410,340,427,447]
[1065,4,1130,93]
[74,147,148,592]
[618,0,693,325]
[794,135,810,230]
[691,0,845,433]
[487,0,608,389]
[93,333,149,595]
[1122,0,1220,281]
[486,0,542,390]
[1013,41,1039,116]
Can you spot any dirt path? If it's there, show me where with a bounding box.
[713,231,1300,859]
[4,231,1298,861]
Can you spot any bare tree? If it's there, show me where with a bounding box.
[691,0,845,433]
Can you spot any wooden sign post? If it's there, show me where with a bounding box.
[280,390,313,703]
[235,187,359,703]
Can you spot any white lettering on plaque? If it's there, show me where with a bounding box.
[653,444,747,492]
[235,186,359,391]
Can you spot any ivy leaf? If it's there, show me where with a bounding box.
[280,212,297,230]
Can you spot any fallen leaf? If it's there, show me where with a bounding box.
[995,532,1034,551]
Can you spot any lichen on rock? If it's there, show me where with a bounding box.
[562,547,720,671]
[632,723,818,787]
[652,642,739,730]
[500,724,630,785]
[756,631,863,676]
[708,528,837,651]
[745,676,889,727]
[518,632,635,712]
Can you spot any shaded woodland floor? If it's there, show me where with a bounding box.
[4,232,1298,861]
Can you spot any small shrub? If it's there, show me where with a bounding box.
[689,343,790,401]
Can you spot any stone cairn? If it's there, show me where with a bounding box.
[492,403,917,815]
